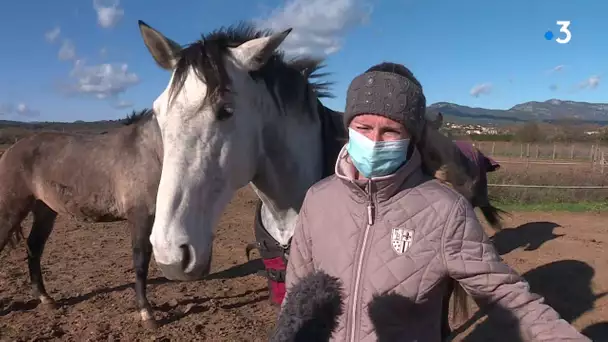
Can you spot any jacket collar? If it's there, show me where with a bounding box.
[335,145,425,202]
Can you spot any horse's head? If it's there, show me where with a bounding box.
[138,21,293,280]
[138,21,325,280]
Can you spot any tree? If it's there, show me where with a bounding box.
[514,122,545,142]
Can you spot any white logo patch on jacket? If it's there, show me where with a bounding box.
[391,228,414,255]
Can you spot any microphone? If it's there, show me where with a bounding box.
[269,270,344,342]
[368,292,419,342]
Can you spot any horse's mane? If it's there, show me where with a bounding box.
[122,108,154,126]
[169,22,333,115]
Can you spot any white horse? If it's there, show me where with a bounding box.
[138,20,335,281]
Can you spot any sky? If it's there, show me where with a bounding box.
[0,0,605,122]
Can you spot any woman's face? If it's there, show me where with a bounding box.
[349,114,410,142]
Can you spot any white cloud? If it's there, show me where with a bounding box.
[257,0,371,57]
[469,83,493,97]
[579,75,600,89]
[0,102,40,117]
[16,103,41,117]
[100,47,108,58]
[93,0,124,29]
[549,84,558,91]
[58,39,76,61]
[45,27,61,43]
[64,59,139,99]
[551,64,565,73]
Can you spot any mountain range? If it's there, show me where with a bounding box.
[1,99,608,129]
[426,99,608,125]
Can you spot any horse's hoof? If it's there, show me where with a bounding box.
[39,296,58,310]
[42,301,58,310]
[143,319,159,330]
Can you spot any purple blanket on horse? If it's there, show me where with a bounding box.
[454,140,500,172]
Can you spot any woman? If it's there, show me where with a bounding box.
[283,62,589,341]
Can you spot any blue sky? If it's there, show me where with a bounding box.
[0,0,604,122]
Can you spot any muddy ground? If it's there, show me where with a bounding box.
[1,187,607,341]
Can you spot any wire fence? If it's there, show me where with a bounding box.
[474,141,607,173]
[474,141,607,161]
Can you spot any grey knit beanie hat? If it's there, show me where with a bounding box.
[343,66,427,138]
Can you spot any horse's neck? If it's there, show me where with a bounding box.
[250,109,325,246]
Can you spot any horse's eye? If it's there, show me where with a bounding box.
[217,104,234,121]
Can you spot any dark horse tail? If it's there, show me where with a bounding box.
[479,204,509,231]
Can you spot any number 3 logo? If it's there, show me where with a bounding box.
[556,21,572,44]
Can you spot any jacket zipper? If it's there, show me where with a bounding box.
[349,180,376,342]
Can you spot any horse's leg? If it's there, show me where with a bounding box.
[0,213,27,253]
[0,194,33,254]
[450,282,470,338]
[128,213,156,329]
[441,279,455,341]
[27,200,58,309]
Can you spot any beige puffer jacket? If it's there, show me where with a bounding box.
[284,146,588,342]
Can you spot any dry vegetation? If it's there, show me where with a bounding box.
[0,119,126,145]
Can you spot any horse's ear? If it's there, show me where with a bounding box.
[230,29,292,71]
[429,112,443,130]
[138,20,181,70]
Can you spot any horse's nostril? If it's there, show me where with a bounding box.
[179,244,192,272]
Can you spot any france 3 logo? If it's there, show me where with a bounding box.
[545,21,572,44]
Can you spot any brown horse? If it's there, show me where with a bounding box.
[428,112,504,229]
[0,109,163,329]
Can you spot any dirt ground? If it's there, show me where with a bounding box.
[1,187,607,341]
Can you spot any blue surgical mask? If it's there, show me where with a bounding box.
[346,128,410,178]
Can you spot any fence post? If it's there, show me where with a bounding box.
[491,142,495,156]
[535,144,539,159]
[526,143,530,168]
[552,144,556,160]
[570,144,575,159]
[602,152,605,174]
[590,144,595,161]
[520,143,524,159]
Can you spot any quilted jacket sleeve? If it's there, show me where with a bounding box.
[283,193,315,307]
[442,197,590,341]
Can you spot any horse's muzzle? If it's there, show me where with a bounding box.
[156,244,212,281]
